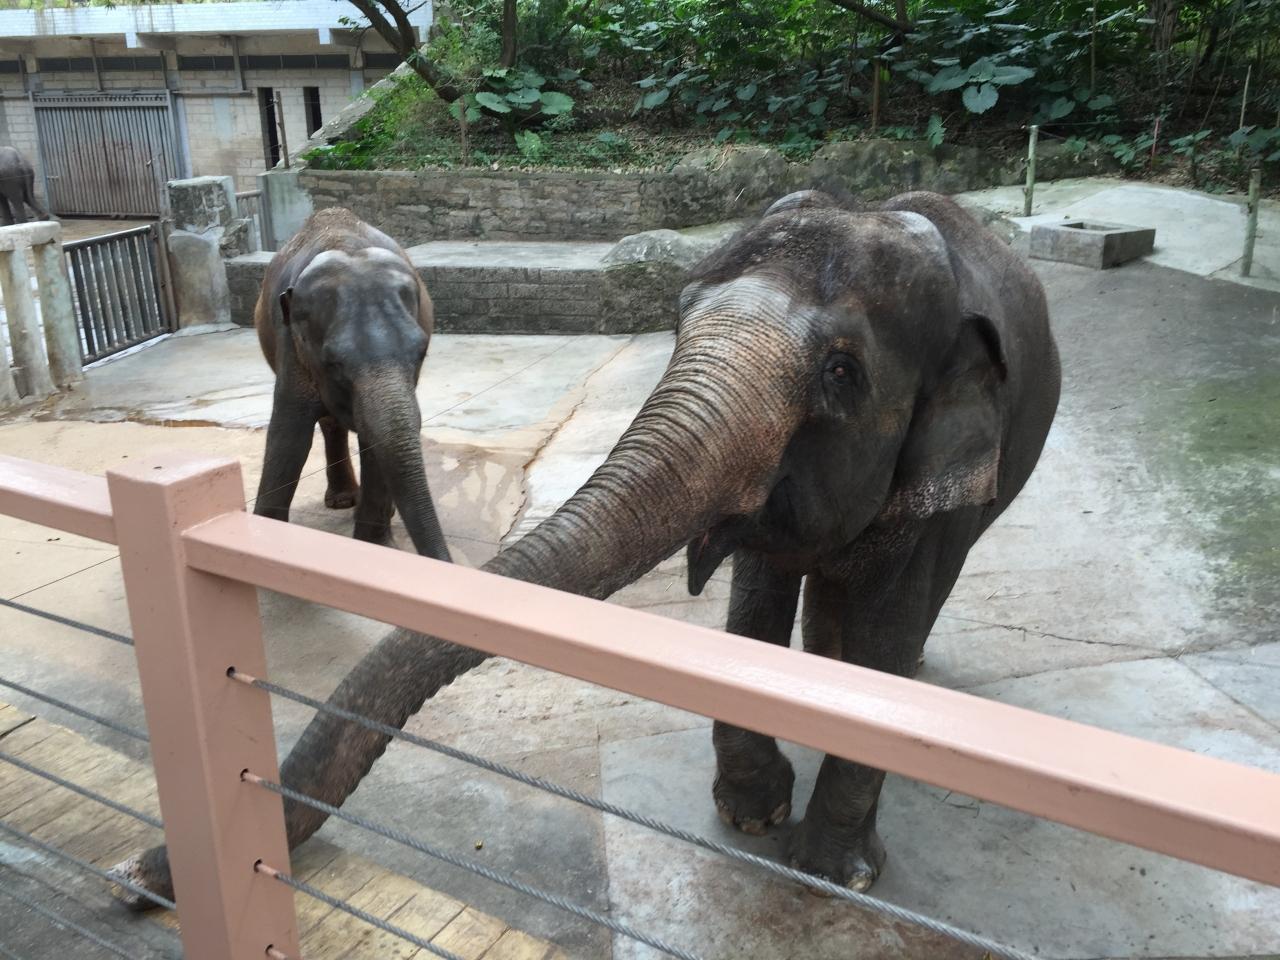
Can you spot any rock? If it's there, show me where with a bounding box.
[1035,140,1123,180]
[601,229,712,333]
[601,229,706,268]
[167,230,230,328]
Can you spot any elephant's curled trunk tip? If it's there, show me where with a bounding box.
[108,851,172,912]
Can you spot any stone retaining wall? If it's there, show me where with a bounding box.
[285,139,1118,246]
[225,231,714,334]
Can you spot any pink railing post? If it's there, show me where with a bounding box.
[108,454,300,960]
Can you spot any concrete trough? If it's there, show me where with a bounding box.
[1030,219,1155,269]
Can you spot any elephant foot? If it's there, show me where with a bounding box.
[325,485,359,509]
[108,849,174,912]
[788,819,886,893]
[713,753,794,835]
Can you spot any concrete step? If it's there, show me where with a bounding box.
[226,224,741,336]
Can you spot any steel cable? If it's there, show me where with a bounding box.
[0,676,149,743]
[246,773,704,960]
[0,877,132,959]
[253,861,465,960]
[0,750,162,829]
[232,672,1035,960]
[0,819,175,911]
[0,597,132,647]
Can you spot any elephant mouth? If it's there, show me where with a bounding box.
[686,520,743,596]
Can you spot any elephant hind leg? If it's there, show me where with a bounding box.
[22,172,49,221]
[320,416,359,509]
[711,550,801,835]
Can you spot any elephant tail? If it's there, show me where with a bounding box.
[110,628,490,910]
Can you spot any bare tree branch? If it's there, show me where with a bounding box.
[826,0,910,34]
[347,0,461,101]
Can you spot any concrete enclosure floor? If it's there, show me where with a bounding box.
[2,184,1279,959]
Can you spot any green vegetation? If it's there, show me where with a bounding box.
[306,0,1280,193]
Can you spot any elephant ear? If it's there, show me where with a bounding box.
[888,312,1007,520]
[279,287,295,325]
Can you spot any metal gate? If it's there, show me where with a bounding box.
[33,92,181,217]
[64,225,175,362]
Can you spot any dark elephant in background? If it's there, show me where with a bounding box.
[252,206,451,560]
[0,146,51,225]
[115,189,1059,903]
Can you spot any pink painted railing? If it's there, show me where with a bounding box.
[2,450,1280,960]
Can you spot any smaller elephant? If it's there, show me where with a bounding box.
[253,206,451,560]
[0,146,51,225]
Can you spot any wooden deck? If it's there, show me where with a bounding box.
[0,701,566,959]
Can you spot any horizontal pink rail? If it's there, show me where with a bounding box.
[182,509,1280,888]
[0,454,115,544]
[3,454,1279,889]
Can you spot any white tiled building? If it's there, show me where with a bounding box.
[0,0,431,213]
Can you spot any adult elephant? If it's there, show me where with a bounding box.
[0,146,51,224]
[252,206,450,560]
[114,190,1058,904]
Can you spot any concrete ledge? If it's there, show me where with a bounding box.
[0,220,59,251]
[225,232,719,334]
[1030,219,1156,269]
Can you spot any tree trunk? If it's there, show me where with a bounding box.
[500,0,518,69]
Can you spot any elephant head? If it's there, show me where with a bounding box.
[281,247,450,561]
[114,190,1042,905]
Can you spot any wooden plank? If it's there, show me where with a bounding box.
[310,870,466,960]
[0,702,34,737]
[1,749,134,834]
[306,872,418,960]
[429,907,508,960]
[296,850,383,949]
[0,707,561,960]
[0,723,83,812]
[483,929,567,960]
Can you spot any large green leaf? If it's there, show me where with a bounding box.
[1048,96,1075,119]
[1087,94,1115,110]
[539,91,574,115]
[989,65,1034,85]
[962,82,999,114]
[506,87,542,105]
[735,82,758,101]
[642,88,670,109]
[925,113,945,147]
[928,65,970,93]
[474,92,512,113]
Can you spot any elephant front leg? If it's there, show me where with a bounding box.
[319,416,359,509]
[352,442,395,547]
[712,550,801,835]
[0,197,13,227]
[254,381,320,523]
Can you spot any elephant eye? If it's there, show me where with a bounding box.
[824,352,860,388]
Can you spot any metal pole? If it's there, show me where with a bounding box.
[31,236,83,387]
[107,454,301,960]
[274,94,291,169]
[1242,166,1261,277]
[1023,124,1039,217]
[0,245,54,400]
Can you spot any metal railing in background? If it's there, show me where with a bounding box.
[64,225,174,364]
[1,450,1280,960]
[236,189,267,252]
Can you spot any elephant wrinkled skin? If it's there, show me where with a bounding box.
[114,190,1059,904]
[251,206,451,560]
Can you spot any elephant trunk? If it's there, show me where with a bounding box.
[355,373,451,562]
[115,314,804,908]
